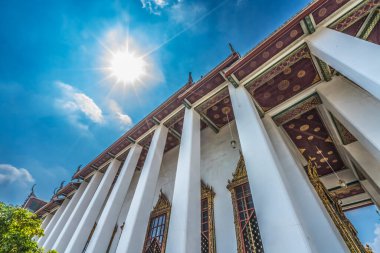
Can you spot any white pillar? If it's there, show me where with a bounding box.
[317,76,380,159]
[262,116,349,253]
[52,171,104,252]
[115,125,168,253]
[360,180,380,209]
[37,198,69,246]
[307,28,380,101]
[344,141,380,192]
[65,159,121,253]
[43,181,88,250]
[228,84,312,253]
[166,108,201,253]
[85,145,142,253]
[41,214,53,230]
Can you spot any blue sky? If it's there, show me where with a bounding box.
[0,0,378,250]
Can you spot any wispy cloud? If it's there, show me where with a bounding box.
[55,81,104,130]
[0,164,34,186]
[367,223,380,252]
[108,99,133,128]
[141,0,176,15]
[169,2,207,26]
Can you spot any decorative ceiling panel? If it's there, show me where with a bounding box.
[312,0,350,25]
[164,132,180,152]
[331,114,357,145]
[56,182,80,197]
[246,46,321,112]
[109,138,132,156]
[136,148,148,170]
[329,182,365,199]
[273,94,322,126]
[196,87,235,129]
[283,108,345,176]
[117,149,130,161]
[367,15,380,44]
[341,14,369,36]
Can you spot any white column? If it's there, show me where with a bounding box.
[52,171,104,253]
[41,214,53,230]
[228,84,312,253]
[34,214,53,242]
[317,76,380,159]
[37,198,69,246]
[262,116,349,253]
[166,108,201,253]
[307,28,380,101]
[344,141,380,191]
[85,145,142,253]
[65,159,121,253]
[115,125,168,253]
[360,180,380,209]
[43,181,88,250]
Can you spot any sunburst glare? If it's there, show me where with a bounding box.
[109,49,146,84]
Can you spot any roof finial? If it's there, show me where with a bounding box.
[59,180,65,189]
[31,184,36,196]
[228,42,236,54]
[76,164,82,173]
[188,72,193,84]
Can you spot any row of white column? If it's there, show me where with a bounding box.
[38,27,380,253]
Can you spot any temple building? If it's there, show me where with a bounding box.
[30,0,380,252]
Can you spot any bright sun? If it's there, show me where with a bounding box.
[110,50,146,84]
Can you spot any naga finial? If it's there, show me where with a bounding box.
[188,72,193,84]
[31,184,36,195]
[59,180,65,189]
[228,42,236,54]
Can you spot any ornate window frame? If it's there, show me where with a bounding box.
[201,181,216,253]
[143,190,171,253]
[227,154,264,253]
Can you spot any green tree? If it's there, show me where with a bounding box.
[0,202,58,253]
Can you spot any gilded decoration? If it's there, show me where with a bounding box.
[331,0,379,32]
[307,161,368,253]
[227,154,264,253]
[331,114,357,145]
[272,94,321,126]
[201,181,217,253]
[245,44,321,112]
[143,190,171,253]
[283,108,346,176]
[227,154,248,191]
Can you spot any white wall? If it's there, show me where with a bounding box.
[200,124,241,253]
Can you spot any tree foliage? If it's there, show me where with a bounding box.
[0,202,58,253]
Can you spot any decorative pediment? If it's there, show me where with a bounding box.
[227,153,248,190]
[152,190,171,216]
[201,181,215,199]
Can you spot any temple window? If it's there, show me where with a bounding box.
[227,154,264,253]
[143,190,171,253]
[201,182,216,253]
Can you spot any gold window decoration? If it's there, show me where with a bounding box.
[201,181,216,253]
[227,154,264,253]
[143,190,171,253]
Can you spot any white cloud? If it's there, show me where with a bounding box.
[55,81,104,130]
[108,99,133,128]
[0,164,34,187]
[141,0,178,15]
[367,223,380,252]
